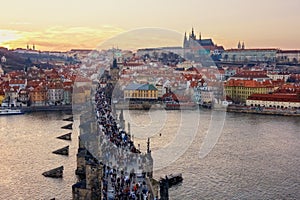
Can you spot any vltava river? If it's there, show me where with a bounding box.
[0,112,78,200]
[0,110,299,199]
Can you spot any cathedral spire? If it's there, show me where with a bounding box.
[237,41,241,49]
[191,27,196,40]
[183,31,188,48]
[199,32,202,41]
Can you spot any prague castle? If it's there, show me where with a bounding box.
[183,28,224,55]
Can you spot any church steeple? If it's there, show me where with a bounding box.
[199,32,202,41]
[183,31,188,48]
[242,41,245,49]
[237,41,241,49]
[190,27,196,40]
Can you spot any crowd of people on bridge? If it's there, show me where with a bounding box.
[94,80,151,200]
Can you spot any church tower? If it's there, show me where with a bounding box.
[190,27,196,40]
[183,32,188,48]
[110,58,120,85]
[237,41,241,49]
[242,42,245,49]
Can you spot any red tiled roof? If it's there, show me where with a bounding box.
[6,86,20,92]
[27,80,46,87]
[225,79,274,88]
[48,82,63,89]
[9,79,26,85]
[183,73,202,81]
[248,93,300,103]
[162,92,190,102]
[64,86,73,91]
[63,80,73,86]
[190,81,198,88]
[28,85,46,92]
[232,70,268,78]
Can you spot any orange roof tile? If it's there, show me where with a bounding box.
[248,93,300,103]
[225,79,274,88]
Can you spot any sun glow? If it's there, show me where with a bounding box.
[0,30,23,49]
[0,26,125,51]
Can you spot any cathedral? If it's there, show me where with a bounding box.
[183,28,224,55]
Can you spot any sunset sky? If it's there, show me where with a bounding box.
[0,0,299,51]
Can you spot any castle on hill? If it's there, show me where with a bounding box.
[183,28,224,58]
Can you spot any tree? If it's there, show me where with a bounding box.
[223,54,228,61]
[292,58,298,64]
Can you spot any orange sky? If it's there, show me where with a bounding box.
[0,0,300,51]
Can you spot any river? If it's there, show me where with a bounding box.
[0,110,299,199]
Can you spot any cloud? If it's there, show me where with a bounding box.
[0,30,23,49]
[1,26,186,51]
[98,27,183,50]
[1,26,124,51]
[9,22,32,25]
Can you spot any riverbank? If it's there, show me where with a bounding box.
[20,105,72,113]
[115,102,197,110]
[227,105,300,116]
[14,103,300,117]
[116,102,300,117]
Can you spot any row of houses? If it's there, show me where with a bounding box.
[0,64,83,107]
[137,46,300,64]
[222,49,300,63]
[246,93,300,109]
[0,80,73,107]
[116,53,300,108]
[223,70,300,109]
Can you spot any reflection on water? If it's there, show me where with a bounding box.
[127,110,300,200]
[0,112,78,200]
[0,111,299,199]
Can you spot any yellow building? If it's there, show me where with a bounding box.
[124,83,158,100]
[225,79,274,103]
[0,91,5,105]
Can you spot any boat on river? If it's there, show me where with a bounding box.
[0,108,24,115]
